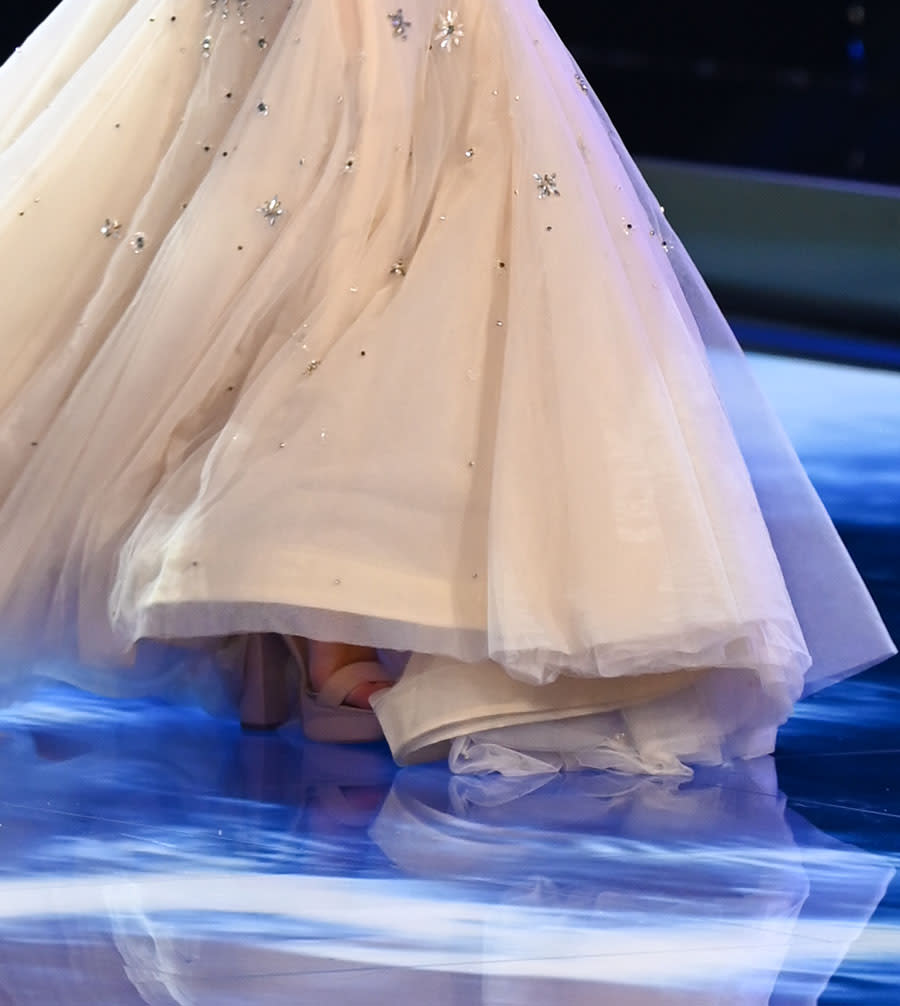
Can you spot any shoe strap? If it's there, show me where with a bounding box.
[317,661,393,708]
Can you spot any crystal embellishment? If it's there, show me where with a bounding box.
[130,233,147,253]
[201,36,213,57]
[388,9,411,40]
[534,172,560,199]
[257,196,284,225]
[435,10,464,50]
[390,260,407,276]
[210,0,249,21]
[100,218,121,238]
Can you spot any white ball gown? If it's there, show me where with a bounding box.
[0,0,894,775]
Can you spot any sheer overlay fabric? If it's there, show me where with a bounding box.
[0,0,893,774]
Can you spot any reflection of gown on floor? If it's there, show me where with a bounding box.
[91,765,900,1005]
[1,729,890,1006]
[0,1,894,772]
[369,761,895,1004]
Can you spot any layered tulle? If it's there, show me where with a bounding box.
[0,0,893,773]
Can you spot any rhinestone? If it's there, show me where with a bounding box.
[388,9,412,40]
[534,172,560,199]
[435,10,464,51]
[256,101,269,115]
[257,195,284,225]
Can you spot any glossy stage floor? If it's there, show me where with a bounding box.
[1,332,898,1005]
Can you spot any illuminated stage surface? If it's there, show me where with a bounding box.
[1,346,898,1004]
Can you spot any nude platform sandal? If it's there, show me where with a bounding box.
[239,634,393,741]
[282,635,394,744]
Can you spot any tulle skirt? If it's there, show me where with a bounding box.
[0,0,893,774]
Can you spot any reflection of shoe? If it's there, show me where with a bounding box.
[239,634,291,731]
[283,636,393,744]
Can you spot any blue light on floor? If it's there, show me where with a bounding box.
[748,352,900,527]
[0,691,897,1004]
[0,345,898,1004]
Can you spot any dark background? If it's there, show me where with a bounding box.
[4,2,900,183]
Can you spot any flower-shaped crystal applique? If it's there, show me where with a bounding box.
[534,172,560,199]
[435,10,464,51]
[388,9,412,40]
[257,195,284,225]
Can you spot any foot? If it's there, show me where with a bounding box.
[305,639,391,710]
